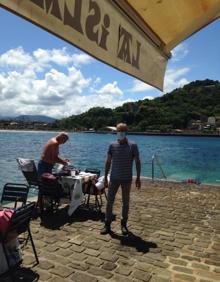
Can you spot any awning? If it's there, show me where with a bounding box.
[0,0,220,91]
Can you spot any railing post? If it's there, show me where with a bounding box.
[152,155,155,181]
[151,154,166,181]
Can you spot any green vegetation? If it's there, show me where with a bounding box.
[55,79,220,132]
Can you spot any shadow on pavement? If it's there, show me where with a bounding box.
[70,206,105,223]
[40,205,106,229]
[1,267,39,282]
[109,231,157,253]
[40,206,70,229]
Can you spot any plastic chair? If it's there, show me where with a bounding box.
[84,168,107,210]
[0,183,29,209]
[0,202,38,273]
[16,158,41,211]
[16,158,39,187]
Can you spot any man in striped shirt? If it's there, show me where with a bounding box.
[101,123,141,235]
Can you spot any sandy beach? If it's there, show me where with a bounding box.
[2,178,220,281]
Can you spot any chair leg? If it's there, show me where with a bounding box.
[28,227,39,265]
[36,191,41,209]
[95,195,101,211]
[99,194,103,206]
[50,198,53,211]
[104,190,108,200]
[38,193,44,214]
[87,193,91,207]
[55,199,60,211]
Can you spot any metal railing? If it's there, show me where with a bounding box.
[151,154,167,181]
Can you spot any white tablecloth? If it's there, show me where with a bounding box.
[60,172,97,216]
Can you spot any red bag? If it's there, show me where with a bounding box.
[0,209,14,232]
[41,172,64,197]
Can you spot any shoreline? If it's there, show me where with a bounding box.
[140,176,220,188]
[1,129,220,137]
[82,130,220,138]
[0,129,62,133]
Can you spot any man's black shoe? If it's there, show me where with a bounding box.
[100,224,111,235]
[121,225,129,236]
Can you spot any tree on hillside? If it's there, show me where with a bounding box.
[56,79,220,132]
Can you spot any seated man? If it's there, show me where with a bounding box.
[38,132,69,178]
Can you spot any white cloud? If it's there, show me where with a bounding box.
[164,67,190,93]
[171,43,189,62]
[33,48,71,67]
[0,47,131,118]
[33,48,93,68]
[128,65,190,97]
[127,43,189,95]
[96,81,123,97]
[0,47,33,69]
[0,46,190,118]
[128,79,154,93]
[72,53,94,67]
[0,47,93,74]
[93,77,101,86]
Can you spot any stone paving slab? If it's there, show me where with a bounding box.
[2,179,220,282]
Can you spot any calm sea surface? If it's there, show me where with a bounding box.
[0,131,220,196]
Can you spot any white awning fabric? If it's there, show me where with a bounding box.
[0,0,220,91]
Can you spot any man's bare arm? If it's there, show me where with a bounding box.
[56,156,69,165]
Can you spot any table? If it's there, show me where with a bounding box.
[59,172,97,216]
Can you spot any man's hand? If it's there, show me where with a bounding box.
[63,159,69,165]
[135,177,141,189]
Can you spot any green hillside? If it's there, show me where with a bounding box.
[56,79,220,132]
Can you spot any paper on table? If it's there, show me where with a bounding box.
[54,163,64,173]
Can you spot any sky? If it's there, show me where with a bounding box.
[0,7,220,119]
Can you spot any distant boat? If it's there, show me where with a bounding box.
[106,126,117,132]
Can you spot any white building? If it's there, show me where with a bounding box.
[207,116,216,126]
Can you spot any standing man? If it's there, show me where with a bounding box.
[101,123,141,235]
[38,132,69,178]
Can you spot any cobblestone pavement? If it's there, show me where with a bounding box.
[2,180,220,281]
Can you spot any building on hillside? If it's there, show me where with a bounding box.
[9,122,18,126]
[207,116,215,126]
[216,127,220,134]
[215,116,220,126]
[189,120,203,130]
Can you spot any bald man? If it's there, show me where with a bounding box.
[38,132,69,178]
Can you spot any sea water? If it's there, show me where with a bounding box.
[0,131,220,196]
